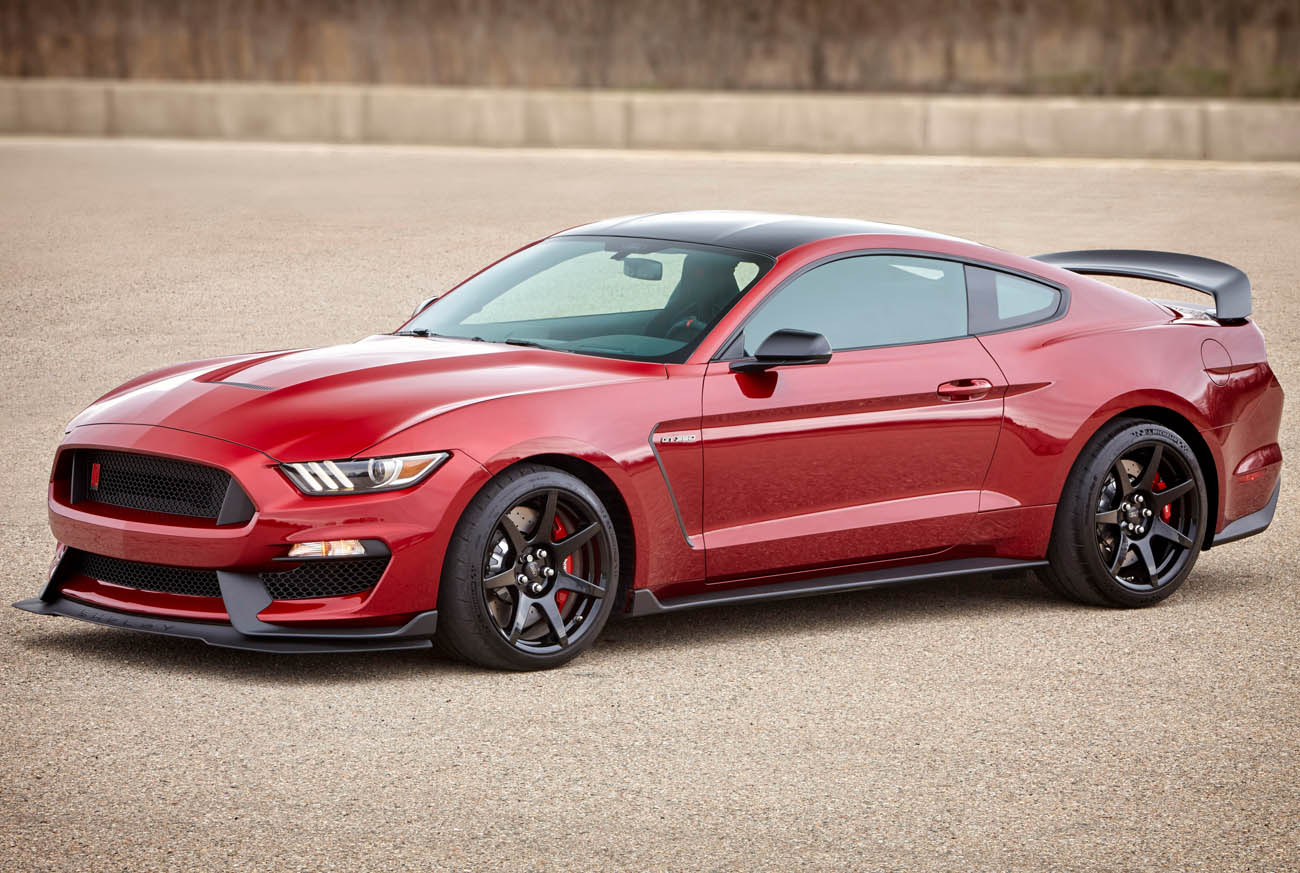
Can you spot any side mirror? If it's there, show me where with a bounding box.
[623,257,663,281]
[730,329,832,373]
[411,295,439,317]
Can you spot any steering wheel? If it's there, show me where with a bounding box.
[665,316,709,342]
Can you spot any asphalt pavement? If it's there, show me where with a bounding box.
[1,139,1297,872]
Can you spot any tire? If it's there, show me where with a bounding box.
[1041,419,1208,608]
[436,463,621,670]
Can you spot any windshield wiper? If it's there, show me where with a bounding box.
[394,328,434,337]
[504,337,546,348]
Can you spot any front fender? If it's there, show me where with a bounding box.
[361,377,707,595]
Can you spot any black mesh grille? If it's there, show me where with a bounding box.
[69,551,385,602]
[76,551,221,598]
[260,558,387,600]
[77,450,232,519]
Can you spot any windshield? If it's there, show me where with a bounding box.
[401,236,774,363]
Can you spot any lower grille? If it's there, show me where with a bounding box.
[76,551,221,598]
[260,558,389,600]
[68,551,387,601]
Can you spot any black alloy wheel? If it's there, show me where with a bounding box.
[480,487,611,654]
[437,464,620,669]
[1092,440,1200,592]
[1043,419,1208,608]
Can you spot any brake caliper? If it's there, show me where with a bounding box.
[552,516,574,610]
[1153,473,1171,522]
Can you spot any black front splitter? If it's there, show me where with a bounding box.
[13,596,438,654]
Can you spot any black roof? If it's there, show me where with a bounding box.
[557,211,963,258]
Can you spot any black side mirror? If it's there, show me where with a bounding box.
[623,257,663,281]
[411,295,439,317]
[730,329,832,373]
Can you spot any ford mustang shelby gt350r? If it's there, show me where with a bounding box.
[16,212,1283,670]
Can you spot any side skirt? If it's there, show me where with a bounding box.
[629,557,1047,616]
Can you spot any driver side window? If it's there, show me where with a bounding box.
[740,255,968,354]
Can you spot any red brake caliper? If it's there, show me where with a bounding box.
[552,517,575,610]
[1153,473,1171,521]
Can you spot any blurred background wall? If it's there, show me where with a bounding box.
[4,0,1298,98]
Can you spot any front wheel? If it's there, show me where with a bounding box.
[1042,420,1208,608]
[436,464,620,670]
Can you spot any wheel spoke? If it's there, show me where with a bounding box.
[1111,459,1134,497]
[1150,520,1194,549]
[539,596,569,648]
[533,490,559,544]
[1108,533,1131,574]
[506,599,535,644]
[1138,444,1164,491]
[1152,479,1193,507]
[557,572,606,599]
[483,568,518,590]
[553,522,600,558]
[499,516,528,557]
[1133,537,1160,582]
[1095,509,1121,525]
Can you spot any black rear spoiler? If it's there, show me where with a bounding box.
[1032,249,1251,321]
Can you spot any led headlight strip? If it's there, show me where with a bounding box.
[280,452,449,495]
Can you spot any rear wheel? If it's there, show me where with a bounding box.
[1042,420,1207,607]
[436,464,619,670]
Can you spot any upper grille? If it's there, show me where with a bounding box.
[67,551,386,602]
[73,450,239,521]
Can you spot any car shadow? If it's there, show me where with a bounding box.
[597,569,1069,653]
[20,570,1077,682]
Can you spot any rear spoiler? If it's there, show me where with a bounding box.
[1032,249,1251,321]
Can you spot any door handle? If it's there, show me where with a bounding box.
[937,378,993,401]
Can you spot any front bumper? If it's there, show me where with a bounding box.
[19,422,488,651]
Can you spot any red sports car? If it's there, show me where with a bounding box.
[16,212,1283,669]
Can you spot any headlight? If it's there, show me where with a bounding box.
[279,452,450,495]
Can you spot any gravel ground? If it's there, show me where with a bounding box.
[1,139,1297,873]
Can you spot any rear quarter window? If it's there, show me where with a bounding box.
[966,265,1062,332]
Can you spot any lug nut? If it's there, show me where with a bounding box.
[531,582,544,594]
[516,574,527,584]
[1143,508,1152,517]
[1136,495,1144,504]
[545,567,555,577]
[537,549,548,559]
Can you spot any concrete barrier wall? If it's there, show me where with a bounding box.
[1,79,1297,161]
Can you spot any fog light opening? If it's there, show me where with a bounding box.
[288,539,366,559]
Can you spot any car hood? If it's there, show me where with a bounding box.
[71,335,665,461]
